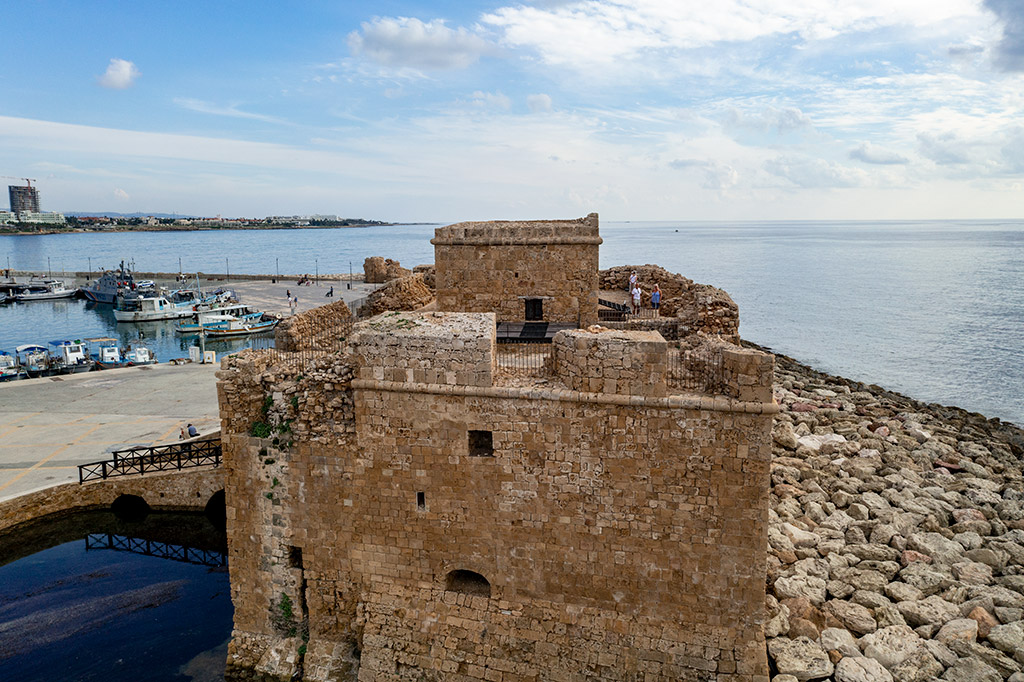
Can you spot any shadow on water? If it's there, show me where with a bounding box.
[0,510,232,682]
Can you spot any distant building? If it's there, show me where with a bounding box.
[16,211,66,225]
[9,184,40,216]
[0,211,16,224]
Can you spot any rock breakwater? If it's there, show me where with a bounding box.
[763,345,1024,681]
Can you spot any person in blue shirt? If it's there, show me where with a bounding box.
[651,284,661,317]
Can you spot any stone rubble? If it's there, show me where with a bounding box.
[764,345,1024,681]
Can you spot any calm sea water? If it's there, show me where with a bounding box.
[1,220,1021,425]
[0,511,231,682]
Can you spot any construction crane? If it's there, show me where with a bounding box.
[0,176,37,187]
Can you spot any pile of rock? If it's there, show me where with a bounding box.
[762,346,1024,682]
[358,273,434,318]
[274,299,352,352]
[363,257,411,283]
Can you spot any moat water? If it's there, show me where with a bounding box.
[0,510,232,682]
[1,219,1022,424]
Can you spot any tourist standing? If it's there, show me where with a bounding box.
[628,271,637,293]
[631,284,642,315]
[651,284,661,317]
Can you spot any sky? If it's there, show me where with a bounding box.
[1,0,1023,221]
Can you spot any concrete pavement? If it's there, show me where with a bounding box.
[0,361,221,502]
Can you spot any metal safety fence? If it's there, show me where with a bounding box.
[78,438,221,483]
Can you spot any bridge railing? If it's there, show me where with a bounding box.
[78,438,221,484]
[85,533,226,567]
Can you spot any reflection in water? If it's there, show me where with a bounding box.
[0,511,232,682]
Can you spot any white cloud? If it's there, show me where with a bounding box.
[481,0,980,71]
[725,106,813,134]
[347,17,490,70]
[98,58,140,89]
[917,132,973,165]
[113,188,130,201]
[764,156,870,188]
[669,158,739,190]
[469,91,512,109]
[849,143,909,165]
[174,98,289,125]
[527,94,553,113]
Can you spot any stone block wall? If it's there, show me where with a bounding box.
[218,312,778,682]
[274,298,353,352]
[357,273,434,318]
[348,311,495,387]
[432,213,601,326]
[552,327,668,397]
[683,335,775,403]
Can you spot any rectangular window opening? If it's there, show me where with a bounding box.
[416,491,425,509]
[468,430,494,457]
[288,546,303,570]
[525,298,543,321]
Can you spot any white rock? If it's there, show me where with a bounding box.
[774,575,828,605]
[797,433,847,453]
[767,637,835,682]
[941,657,1002,682]
[897,595,960,627]
[935,618,979,645]
[835,656,893,682]
[860,625,923,670]
[820,627,861,658]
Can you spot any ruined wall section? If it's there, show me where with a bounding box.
[553,327,668,397]
[356,273,435,319]
[433,213,601,326]
[363,257,411,283]
[599,265,740,341]
[274,299,353,353]
[217,350,359,681]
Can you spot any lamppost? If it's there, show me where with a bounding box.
[47,256,51,279]
[88,257,92,281]
[315,259,318,285]
[226,258,229,280]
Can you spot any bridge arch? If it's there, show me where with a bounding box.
[111,493,150,521]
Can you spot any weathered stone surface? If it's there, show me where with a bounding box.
[835,656,893,682]
[941,658,1002,682]
[826,600,878,635]
[362,256,411,283]
[935,618,979,645]
[820,627,861,659]
[767,637,834,681]
[776,575,828,605]
[860,625,923,670]
[897,595,961,627]
[988,621,1024,657]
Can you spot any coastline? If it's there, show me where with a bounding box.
[0,222,443,236]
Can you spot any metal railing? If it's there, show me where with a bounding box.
[78,438,221,483]
[85,533,226,567]
[495,342,553,376]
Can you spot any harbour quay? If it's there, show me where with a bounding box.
[0,361,220,503]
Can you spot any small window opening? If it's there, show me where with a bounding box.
[288,546,303,569]
[445,569,491,598]
[468,430,493,457]
[416,492,425,509]
[525,298,543,321]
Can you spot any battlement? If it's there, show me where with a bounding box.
[431,212,601,246]
[552,327,668,397]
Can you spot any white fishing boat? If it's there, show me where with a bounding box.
[0,351,23,381]
[175,308,263,333]
[14,280,77,301]
[125,345,157,366]
[204,317,280,338]
[49,340,95,374]
[114,294,210,322]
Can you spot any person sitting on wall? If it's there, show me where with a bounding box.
[650,284,661,317]
[326,286,333,298]
[187,423,199,438]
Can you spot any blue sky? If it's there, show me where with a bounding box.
[1,0,1023,220]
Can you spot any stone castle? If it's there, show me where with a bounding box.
[217,214,778,681]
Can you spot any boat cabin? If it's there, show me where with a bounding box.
[51,340,88,366]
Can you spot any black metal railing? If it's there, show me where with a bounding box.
[495,342,553,376]
[78,438,221,483]
[85,533,226,567]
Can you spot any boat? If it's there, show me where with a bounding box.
[125,345,157,366]
[0,293,8,304]
[204,317,280,338]
[0,351,24,381]
[80,261,136,304]
[15,344,56,378]
[113,294,217,323]
[175,308,264,333]
[14,279,77,301]
[49,340,95,374]
[87,338,130,370]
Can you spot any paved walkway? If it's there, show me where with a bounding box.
[222,277,382,317]
[0,362,221,502]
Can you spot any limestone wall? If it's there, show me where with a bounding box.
[274,298,353,352]
[217,311,777,682]
[553,327,668,397]
[357,273,434,318]
[432,213,601,326]
[348,311,494,387]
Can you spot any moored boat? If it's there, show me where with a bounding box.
[175,308,263,334]
[0,351,23,381]
[15,344,56,378]
[14,280,77,301]
[87,338,130,370]
[125,345,157,366]
[49,340,95,374]
[204,318,280,338]
[80,261,135,304]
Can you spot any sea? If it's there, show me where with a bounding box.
[0,219,1021,426]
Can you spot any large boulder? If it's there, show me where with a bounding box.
[835,656,894,682]
[767,637,834,681]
